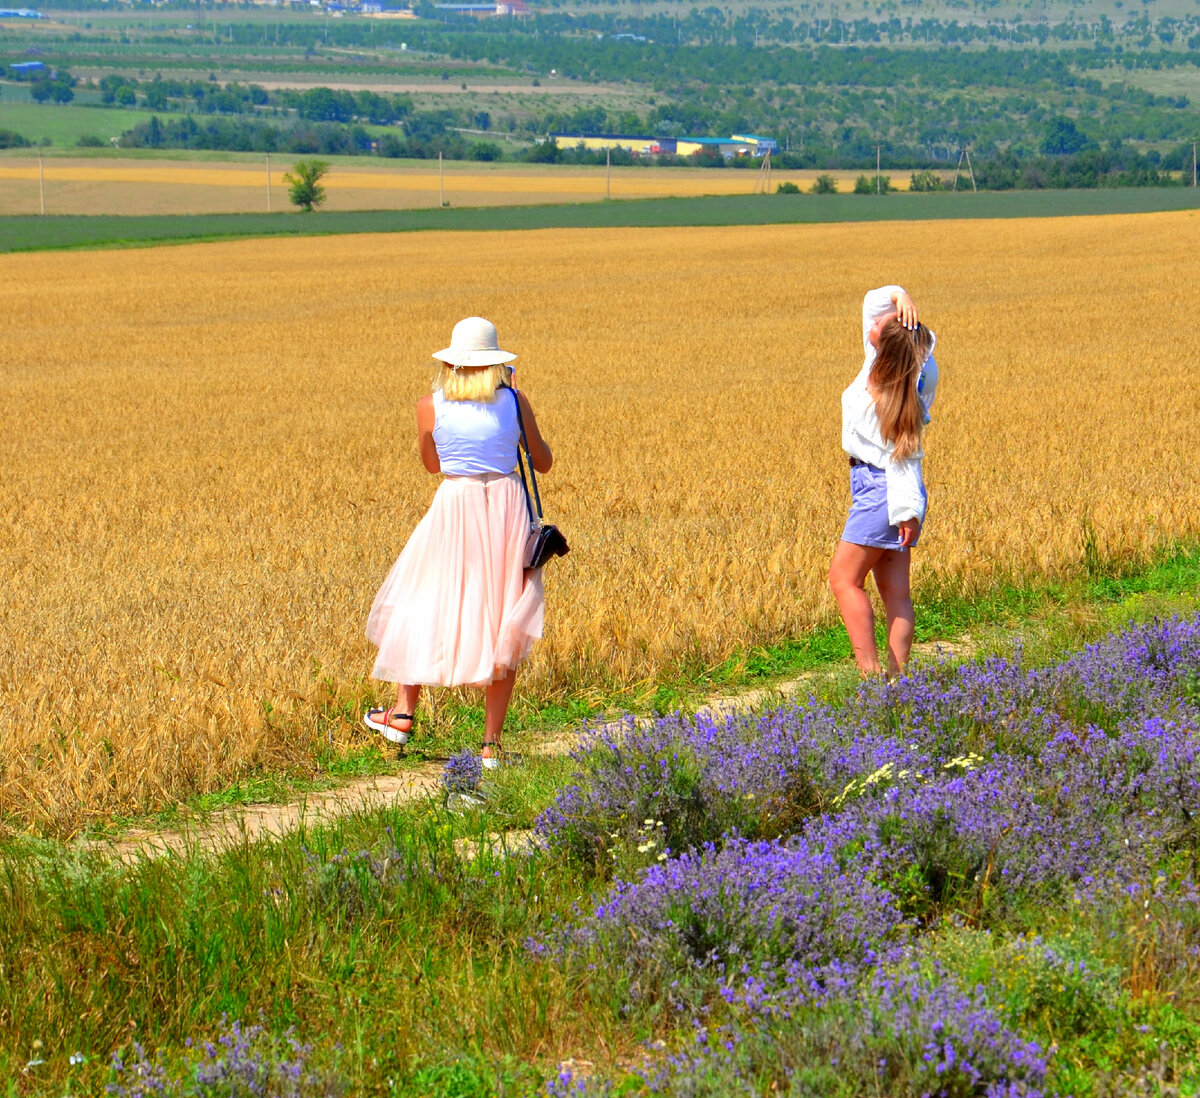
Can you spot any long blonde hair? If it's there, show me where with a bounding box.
[435,363,511,402]
[871,318,927,461]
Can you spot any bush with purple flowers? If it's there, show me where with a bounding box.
[301,840,405,922]
[108,1017,341,1097]
[442,749,484,795]
[535,615,1200,1095]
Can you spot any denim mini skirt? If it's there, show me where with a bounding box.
[840,462,925,551]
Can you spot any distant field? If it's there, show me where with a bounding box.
[43,0,1200,27]
[1,186,1198,252]
[0,101,161,146]
[0,155,915,216]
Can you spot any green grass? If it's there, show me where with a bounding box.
[1,186,1198,252]
[0,99,164,146]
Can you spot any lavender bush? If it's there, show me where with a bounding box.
[442,749,483,795]
[550,963,1047,1098]
[536,616,1200,1093]
[543,825,906,1009]
[108,1017,341,1097]
[301,838,405,922]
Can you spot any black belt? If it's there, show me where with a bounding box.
[849,457,883,471]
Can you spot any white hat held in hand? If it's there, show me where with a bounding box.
[433,317,517,368]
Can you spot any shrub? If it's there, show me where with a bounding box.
[910,169,946,192]
[776,180,801,193]
[810,173,838,194]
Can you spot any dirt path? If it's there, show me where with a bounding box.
[90,637,972,863]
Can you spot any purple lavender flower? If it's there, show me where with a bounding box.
[107,1017,340,1096]
[443,749,484,795]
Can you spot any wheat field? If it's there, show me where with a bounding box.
[1,210,1198,833]
[0,156,892,216]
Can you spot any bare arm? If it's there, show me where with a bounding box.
[416,395,440,473]
[516,389,553,473]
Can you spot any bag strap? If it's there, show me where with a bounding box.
[503,384,543,524]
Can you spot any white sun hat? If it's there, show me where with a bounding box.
[433,317,517,368]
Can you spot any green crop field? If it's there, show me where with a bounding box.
[0,100,162,146]
[1,187,1198,252]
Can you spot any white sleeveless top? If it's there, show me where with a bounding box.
[432,388,520,476]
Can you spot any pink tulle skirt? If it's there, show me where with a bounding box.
[365,472,545,688]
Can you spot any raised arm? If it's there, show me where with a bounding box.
[862,285,918,355]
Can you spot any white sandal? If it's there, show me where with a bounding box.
[362,707,414,745]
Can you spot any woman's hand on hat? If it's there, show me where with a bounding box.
[890,290,918,330]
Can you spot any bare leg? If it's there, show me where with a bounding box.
[829,540,886,675]
[482,669,517,760]
[871,550,915,677]
[396,684,421,730]
[366,685,421,739]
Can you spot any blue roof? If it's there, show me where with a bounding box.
[9,60,46,69]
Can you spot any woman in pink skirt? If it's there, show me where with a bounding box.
[363,317,553,768]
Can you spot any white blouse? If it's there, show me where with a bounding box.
[432,388,521,476]
[841,285,939,525]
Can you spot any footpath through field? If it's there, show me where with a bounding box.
[90,637,971,864]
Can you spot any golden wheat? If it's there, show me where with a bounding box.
[1,210,1198,832]
[0,157,883,216]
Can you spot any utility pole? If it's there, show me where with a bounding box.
[875,144,881,194]
[605,146,611,199]
[266,152,272,212]
[965,146,977,192]
[37,147,45,215]
[1193,140,1197,187]
[439,151,446,207]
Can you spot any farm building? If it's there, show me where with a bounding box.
[731,133,779,156]
[550,133,775,159]
[434,1,526,13]
[8,60,46,75]
[674,136,756,158]
[0,8,43,16]
[551,133,658,156]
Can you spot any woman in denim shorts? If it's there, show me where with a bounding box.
[828,286,938,677]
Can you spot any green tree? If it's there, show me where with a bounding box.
[775,180,801,193]
[283,158,329,212]
[909,169,945,192]
[810,173,838,194]
[1041,116,1093,156]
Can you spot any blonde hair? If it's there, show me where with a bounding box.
[435,363,511,402]
[871,318,927,461]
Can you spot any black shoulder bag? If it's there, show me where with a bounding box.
[504,385,569,569]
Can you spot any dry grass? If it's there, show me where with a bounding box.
[1,210,1198,833]
[0,156,894,216]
